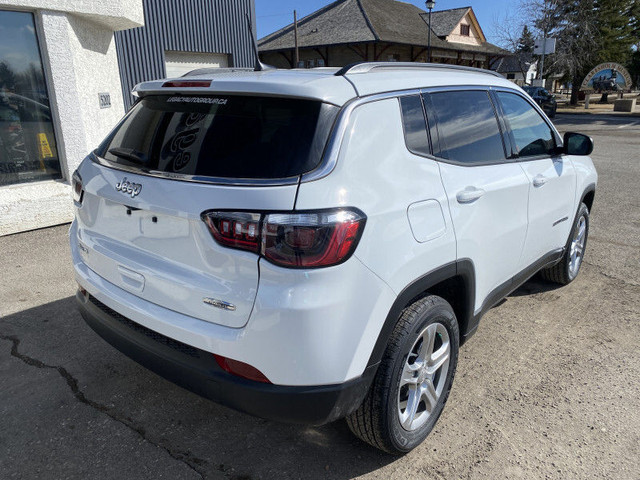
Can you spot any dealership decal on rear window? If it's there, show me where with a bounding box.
[167,97,228,105]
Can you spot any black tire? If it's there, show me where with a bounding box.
[540,202,589,285]
[346,295,459,454]
[548,105,557,118]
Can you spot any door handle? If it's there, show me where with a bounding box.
[456,187,485,204]
[533,174,547,187]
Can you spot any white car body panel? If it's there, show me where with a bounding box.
[72,219,395,385]
[294,98,457,296]
[438,162,530,313]
[136,69,357,106]
[518,156,577,268]
[74,158,298,329]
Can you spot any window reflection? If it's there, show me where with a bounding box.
[0,10,60,186]
[496,92,555,157]
[429,91,505,164]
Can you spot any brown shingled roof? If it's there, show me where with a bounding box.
[258,0,507,55]
[422,7,471,38]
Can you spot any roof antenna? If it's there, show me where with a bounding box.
[245,13,274,72]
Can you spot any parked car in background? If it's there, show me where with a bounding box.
[71,62,597,454]
[523,86,558,118]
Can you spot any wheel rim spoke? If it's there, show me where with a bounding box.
[400,386,421,429]
[420,380,438,413]
[569,215,587,277]
[397,321,451,432]
[427,341,450,375]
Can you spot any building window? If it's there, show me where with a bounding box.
[0,10,60,187]
[507,73,516,80]
[460,24,470,36]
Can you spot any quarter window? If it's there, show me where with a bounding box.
[496,92,556,157]
[399,95,430,157]
[427,90,505,165]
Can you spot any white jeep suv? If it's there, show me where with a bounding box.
[70,62,597,454]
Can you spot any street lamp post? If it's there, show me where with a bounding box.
[426,0,436,63]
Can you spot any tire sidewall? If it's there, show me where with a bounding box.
[385,302,459,453]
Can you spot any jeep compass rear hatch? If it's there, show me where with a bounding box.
[74,94,338,328]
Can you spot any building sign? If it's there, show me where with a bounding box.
[533,37,556,55]
[99,92,111,109]
[581,63,632,92]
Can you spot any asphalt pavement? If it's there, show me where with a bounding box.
[1,113,639,479]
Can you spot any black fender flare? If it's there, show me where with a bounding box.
[579,183,596,211]
[366,259,475,369]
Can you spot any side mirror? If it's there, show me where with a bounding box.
[563,132,594,156]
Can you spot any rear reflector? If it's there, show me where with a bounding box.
[201,208,366,268]
[213,354,271,383]
[162,80,212,88]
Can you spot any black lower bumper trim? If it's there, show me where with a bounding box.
[77,291,375,425]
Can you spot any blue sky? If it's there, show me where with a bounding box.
[256,0,516,45]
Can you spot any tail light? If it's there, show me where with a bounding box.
[201,208,366,268]
[72,170,84,205]
[202,212,261,253]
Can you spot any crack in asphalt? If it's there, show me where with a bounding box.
[0,334,206,480]
[583,260,640,288]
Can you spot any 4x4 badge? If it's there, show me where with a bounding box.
[115,177,142,198]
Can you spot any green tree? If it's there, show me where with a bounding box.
[516,25,535,54]
[523,0,638,104]
[594,0,636,100]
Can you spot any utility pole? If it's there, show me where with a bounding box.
[539,0,547,84]
[294,10,299,68]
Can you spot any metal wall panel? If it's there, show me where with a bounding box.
[115,0,256,110]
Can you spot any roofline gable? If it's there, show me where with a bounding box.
[462,7,486,43]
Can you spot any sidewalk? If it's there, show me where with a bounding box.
[556,94,640,116]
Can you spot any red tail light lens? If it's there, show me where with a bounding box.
[262,211,365,267]
[201,208,366,268]
[202,212,261,253]
[213,354,271,383]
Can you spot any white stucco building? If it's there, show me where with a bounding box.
[0,0,256,236]
[0,1,143,235]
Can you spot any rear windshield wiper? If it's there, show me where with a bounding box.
[108,147,149,165]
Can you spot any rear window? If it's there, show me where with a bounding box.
[97,95,339,179]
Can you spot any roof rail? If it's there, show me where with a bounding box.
[181,67,254,77]
[335,62,504,78]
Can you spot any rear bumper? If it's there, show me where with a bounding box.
[77,290,375,425]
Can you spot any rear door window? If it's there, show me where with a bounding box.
[98,95,339,179]
[426,90,506,165]
[495,92,556,158]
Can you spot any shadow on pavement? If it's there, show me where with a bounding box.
[1,296,398,479]
[509,276,562,297]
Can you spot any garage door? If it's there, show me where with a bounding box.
[164,51,229,78]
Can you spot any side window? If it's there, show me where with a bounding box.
[399,95,430,157]
[427,90,506,165]
[496,92,556,158]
